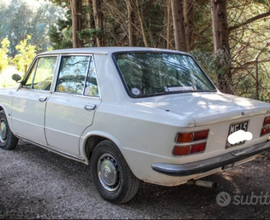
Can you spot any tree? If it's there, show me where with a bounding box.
[48,0,103,48]
[43,0,270,100]
[127,0,136,46]
[0,0,65,55]
[48,0,73,49]
[70,0,84,48]
[48,17,73,50]
[92,0,104,46]
[209,0,270,95]
[171,0,187,51]
[13,35,36,73]
[166,0,172,49]
[184,0,194,51]
[210,0,233,94]
[135,0,149,47]
[0,38,10,72]
[227,0,270,100]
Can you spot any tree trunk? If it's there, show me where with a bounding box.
[167,0,172,49]
[171,0,187,51]
[70,0,83,48]
[135,0,149,47]
[127,0,136,46]
[87,0,96,46]
[88,0,95,29]
[211,0,233,94]
[183,0,194,51]
[92,0,104,47]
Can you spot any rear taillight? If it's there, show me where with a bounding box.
[173,143,206,156]
[174,130,208,156]
[193,130,209,141]
[175,130,209,143]
[261,117,270,136]
[190,143,206,154]
[175,133,193,142]
[261,127,270,136]
[263,117,270,126]
[173,146,191,155]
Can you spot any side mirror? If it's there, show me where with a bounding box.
[12,74,22,82]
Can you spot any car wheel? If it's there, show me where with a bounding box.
[0,110,18,150]
[90,140,140,204]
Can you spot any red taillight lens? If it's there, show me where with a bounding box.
[190,143,206,154]
[174,143,206,156]
[193,130,209,141]
[261,117,270,136]
[261,126,270,136]
[263,117,270,126]
[176,133,193,143]
[173,146,190,155]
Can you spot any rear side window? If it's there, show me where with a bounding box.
[56,55,99,97]
[84,60,99,97]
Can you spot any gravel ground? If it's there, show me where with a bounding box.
[0,140,270,219]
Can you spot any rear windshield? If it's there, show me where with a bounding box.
[113,52,216,97]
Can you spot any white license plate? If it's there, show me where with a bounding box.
[226,121,249,148]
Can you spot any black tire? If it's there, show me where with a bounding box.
[90,140,140,204]
[0,110,18,150]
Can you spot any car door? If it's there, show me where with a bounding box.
[11,56,58,145]
[45,55,101,156]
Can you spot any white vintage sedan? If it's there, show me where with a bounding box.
[1,47,270,203]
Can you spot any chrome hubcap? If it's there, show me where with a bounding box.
[0,119,7,144]
[97,153,120,192]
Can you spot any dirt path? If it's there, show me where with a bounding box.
[0,140,269,219]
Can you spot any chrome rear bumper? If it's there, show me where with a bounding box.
[151,141,270,176]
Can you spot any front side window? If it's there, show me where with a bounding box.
[33,57,57,90]
[114,52,216,97]
[24,56,57,90]
[24,61,37,88]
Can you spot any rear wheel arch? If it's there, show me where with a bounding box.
[84,134,126,161]
[84,135,108,160]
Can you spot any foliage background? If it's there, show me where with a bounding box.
[0,0,270,102]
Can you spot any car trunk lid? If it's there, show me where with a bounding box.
[137,92,270,127]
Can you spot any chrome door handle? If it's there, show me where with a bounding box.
[84,104,96,111]
[39,96,47,102]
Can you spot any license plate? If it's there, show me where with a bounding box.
[226,121,249,148]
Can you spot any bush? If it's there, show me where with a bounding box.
[0,38,10,72]
[13,35,36,73]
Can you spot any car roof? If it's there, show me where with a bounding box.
[39,47,189,56]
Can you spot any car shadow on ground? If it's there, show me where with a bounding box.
[1,140,269,219]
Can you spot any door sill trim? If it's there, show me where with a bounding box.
[16,136,86,163]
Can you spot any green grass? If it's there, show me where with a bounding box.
[0,66,23,88]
